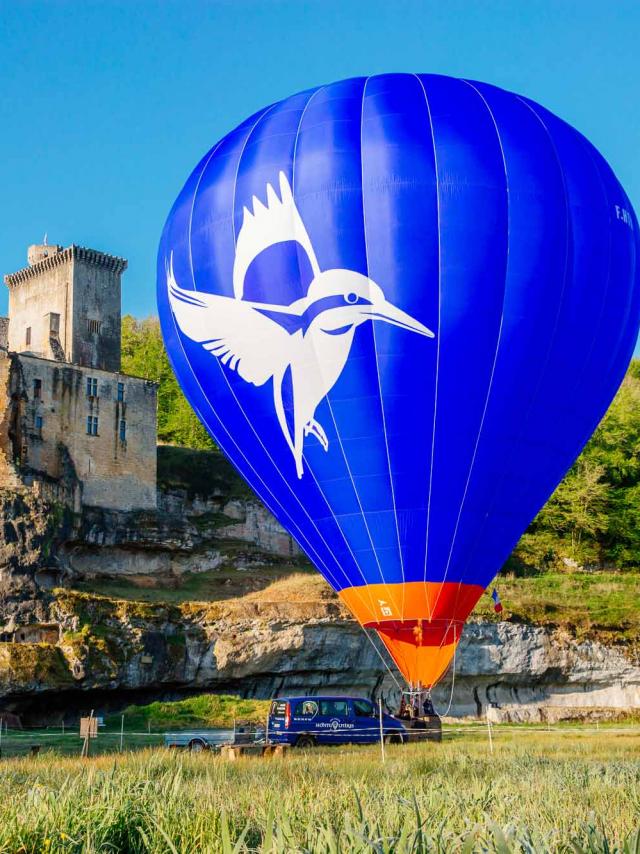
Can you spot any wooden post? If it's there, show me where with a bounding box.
[120,715,125,752]
[486,710,493,754]
[80,710,96,758]
[379,699,385,764]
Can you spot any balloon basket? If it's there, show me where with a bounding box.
[402,715,442,744]
[396,684,442,743]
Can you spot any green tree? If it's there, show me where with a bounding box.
[121,315,215,451]
[535,460,610,562]
[515,361,640,570]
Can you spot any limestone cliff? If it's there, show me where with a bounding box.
[0,446,639,723]
[0,579,638,723]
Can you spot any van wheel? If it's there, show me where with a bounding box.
[188,739,207,753]
[296,735,316,749]
[384,733,404,745]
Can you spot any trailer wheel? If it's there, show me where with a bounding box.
[188,739,208,753]
[384,733,404,745]
[295,734,316,749]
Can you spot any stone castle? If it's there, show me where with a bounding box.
[0,242,157,511]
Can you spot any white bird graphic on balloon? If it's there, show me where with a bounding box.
[167,172,434,479]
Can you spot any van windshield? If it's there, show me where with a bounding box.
[319,700,350,717]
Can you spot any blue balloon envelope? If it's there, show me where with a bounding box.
[158,74,639,688]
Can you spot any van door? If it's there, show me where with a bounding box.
[352,699,378,743]
[316,699,356,744]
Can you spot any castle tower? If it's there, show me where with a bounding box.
[4,243,127,371]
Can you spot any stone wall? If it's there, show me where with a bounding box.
[5,352,157,511]
[5,245,126,372]
[71,255,122,372]
[6,253,73,361]
[0,352,22,490]
[0,318,8,351]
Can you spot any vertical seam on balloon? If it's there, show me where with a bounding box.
[457,95,573,589]
[432,78,509,646]
[413,73,439,622]
[290,84,382,622]
[181,103,355,594]
[359,74,409,622]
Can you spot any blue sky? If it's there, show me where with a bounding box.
[1,1,638,346]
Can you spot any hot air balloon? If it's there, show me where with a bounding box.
[157,74,639,705]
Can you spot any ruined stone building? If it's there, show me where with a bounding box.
[0,243,157,511]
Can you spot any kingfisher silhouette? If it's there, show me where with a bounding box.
[168,172,434,478]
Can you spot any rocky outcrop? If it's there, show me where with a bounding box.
[0,489,73,627]
[64,490,302,582]
[1,446,638,723]
[441,622,640,721]
[0,581,638,723]
[0,448,305,622]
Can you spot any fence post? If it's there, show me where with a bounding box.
[379,699,385,764]
[120,715,125,753]
[486,710,493,754]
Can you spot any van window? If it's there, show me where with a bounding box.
[319,700,349,717]
[353,700,375,717]
[270,701,287,718]
[294,700,318,717]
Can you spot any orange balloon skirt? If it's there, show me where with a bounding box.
[339,581,484,688]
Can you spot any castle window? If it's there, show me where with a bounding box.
[86,415,99,436]
[26,327,31,346]
[49,313,60,335]
[86,377,98,398]
[33,379,42,399]
[87,319,102,336]
[34,415,43,437]
[117,382,125,402]
[119,419,126,442]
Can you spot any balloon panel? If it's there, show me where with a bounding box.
[158,73,639,687]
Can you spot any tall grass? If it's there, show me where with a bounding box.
[0,732,639,852]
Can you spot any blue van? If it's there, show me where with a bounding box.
[267,696,407,747]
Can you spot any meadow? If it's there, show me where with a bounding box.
[0,729,639,853]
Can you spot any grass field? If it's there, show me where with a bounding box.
[0,729,638,852]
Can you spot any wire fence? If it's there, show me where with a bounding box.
[0,715,638,760]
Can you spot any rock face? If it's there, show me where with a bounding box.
[0,447,639,723]
[438,622,640,721]
[0,581,638,723]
